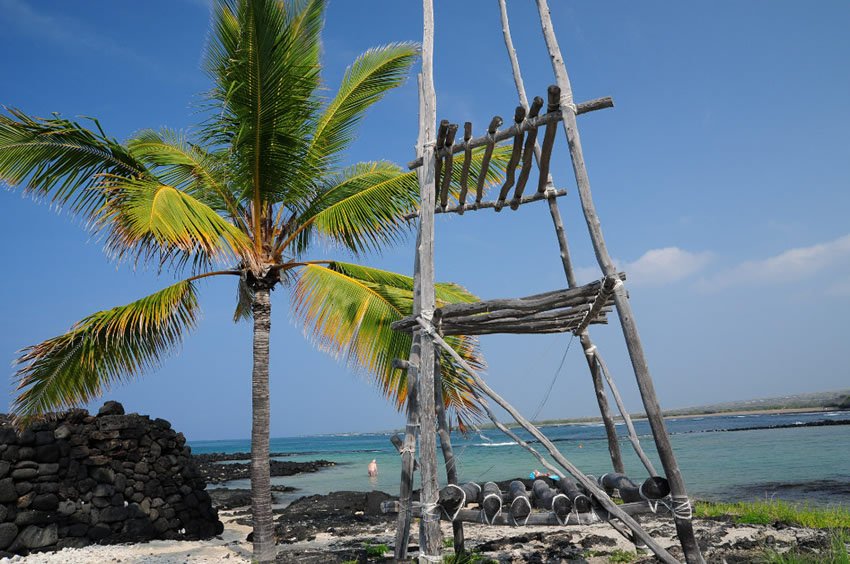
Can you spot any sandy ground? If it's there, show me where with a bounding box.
[0,510,253,564]
[0,505,835,563]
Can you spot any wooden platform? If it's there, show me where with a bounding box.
[391,273,625,336]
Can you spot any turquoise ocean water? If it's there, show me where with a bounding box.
[190,411,850,507]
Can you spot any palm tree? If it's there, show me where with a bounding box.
[0,1,508,560]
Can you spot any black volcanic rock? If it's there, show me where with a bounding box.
[197,458,335,484]
[0,401,222,555]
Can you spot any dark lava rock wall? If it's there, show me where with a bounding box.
[0,401,222,555]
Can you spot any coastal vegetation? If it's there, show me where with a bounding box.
[0,0,509,561]
[695,499,850,529]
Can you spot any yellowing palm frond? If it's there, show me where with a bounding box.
[14,281,199,418]
[127,129,243,221]
[292,262,484,426]
[98,177,252,269]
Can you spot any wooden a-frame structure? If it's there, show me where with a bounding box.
[386,1,706,563]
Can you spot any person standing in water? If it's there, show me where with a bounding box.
[367,459,378,477]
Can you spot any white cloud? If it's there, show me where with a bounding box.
[574,247,712,287]
[704,234,850,290]
[622,247,713,286]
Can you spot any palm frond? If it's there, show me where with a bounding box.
[296,161,418,254]
[13,281,199,418]
[98,176,252,269]
[285,144,513,257]
[292,262,485,426]
[127,129,243,221]
[0,108,148,218]
[204,0,321,207]
[309,43,418,165]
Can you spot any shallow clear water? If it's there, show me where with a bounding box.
[190,411,850,506]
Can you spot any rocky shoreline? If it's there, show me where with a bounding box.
[196,458,335,484]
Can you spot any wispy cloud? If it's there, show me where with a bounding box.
[575,247,712,287]
[0,0,161,75]
[702,234,850,290]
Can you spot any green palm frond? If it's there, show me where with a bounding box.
[288,144,513,256]
[309,43,418,165]
[0,108,148,218]
[127,129,243,221]
[284,0,325,71]
[296,161,418,254]
[204,0,321,206]
[13,281,199,418]
[98,176,252,268]
[292,262,485,425]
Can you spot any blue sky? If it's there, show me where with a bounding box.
[1,0,848,441]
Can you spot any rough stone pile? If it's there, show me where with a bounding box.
[0,401,222,556]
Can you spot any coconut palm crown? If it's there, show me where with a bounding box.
[1,1,510,560]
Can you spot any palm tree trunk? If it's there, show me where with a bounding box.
[251,287,275,563]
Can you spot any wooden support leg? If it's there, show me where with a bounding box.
[533,1,705,560]
[395,300,421,559]
[497,0,625,474]
[414,0,442,553]
[433,354,465,554]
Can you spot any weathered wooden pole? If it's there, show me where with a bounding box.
[433,353,465,554]
[595,350,658,477]
[534,1,704,561]
[394,227,422,560]
[497,0,624,474]
[414,0,442,560]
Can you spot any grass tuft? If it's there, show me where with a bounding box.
[761,529,850,563]
[695,500,850,529]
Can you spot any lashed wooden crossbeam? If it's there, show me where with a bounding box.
[392,273,625,336]
[407,93,614,170]
[403,188,566,220]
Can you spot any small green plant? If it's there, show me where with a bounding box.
[363,542,390,558]
[443,537,455,548]
[695,500,850,529]
[443,551,497,564]
[760,529,850,563]
[608,549,637,563]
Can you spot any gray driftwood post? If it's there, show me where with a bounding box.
[433,354,465,553]
[497,0,624,474]
[534,0,705,561]
[395,226,422,560]
[415,0,443,560]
